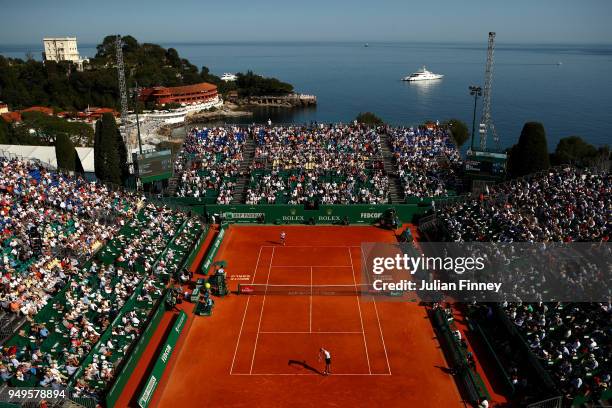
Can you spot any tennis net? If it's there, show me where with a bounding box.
[237,283,398,296]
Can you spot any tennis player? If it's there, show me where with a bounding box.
[319,347,332,375]
[280,231,286,246]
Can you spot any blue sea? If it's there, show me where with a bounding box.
[1,41,611,149]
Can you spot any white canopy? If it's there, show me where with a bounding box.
[0,144,95,173]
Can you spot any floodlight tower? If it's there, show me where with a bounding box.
[479,32,500,151]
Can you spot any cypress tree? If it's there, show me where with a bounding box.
[94,117,107,181]
[55,133,83,173]
[444,119,469,147]
[0,118,9,144]
[94,113,128,185]
[509,122,550,177]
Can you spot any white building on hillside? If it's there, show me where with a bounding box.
[43,37,88,70]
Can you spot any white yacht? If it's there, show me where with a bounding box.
[221,73,237,82]
[402,66,444,81]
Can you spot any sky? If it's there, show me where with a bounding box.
[0,0,611,45]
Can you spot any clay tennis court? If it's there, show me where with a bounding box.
[154,225,464,407]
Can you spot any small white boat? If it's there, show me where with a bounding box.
[402,66,444,81]
[221,73,237,82]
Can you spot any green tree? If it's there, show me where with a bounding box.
[508,122,550,177]
[236,71,294,97]
[443,119,469,147]
[0,37,295,111]
[20,111,94,146]
[552,136,597,166]
[355,112,384,126]
[55,133,83,173]
[0,117,43,146]
[592,146,611,172]
[165,48,181,68]
[94,113,127,185]
[94,117,108,181]
[0,118,9,144]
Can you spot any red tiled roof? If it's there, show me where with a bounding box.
[167,82,217,94]
[1,112,22,123]
[20,106,54,115]
[90,108,116,114]
[141,82,217,97]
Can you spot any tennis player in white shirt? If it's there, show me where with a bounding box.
[319,347,332,375]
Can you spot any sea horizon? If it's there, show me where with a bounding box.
[1,40,611,149]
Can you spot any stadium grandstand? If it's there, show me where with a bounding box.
[0,157,205,405]
[172,123,459,206]
[0,122,608,408]
[419,166,611,406]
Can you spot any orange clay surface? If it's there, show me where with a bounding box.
[153,225,464,408]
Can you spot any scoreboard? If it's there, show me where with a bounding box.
[465,150,507,177]
[136,150,173,183]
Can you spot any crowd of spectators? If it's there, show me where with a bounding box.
[438,167,609,242]
[389,125,462,198]
[72,204,187,398]
[247,124,388,204]
[245,169,389,205]
[1,158,125,319]
[0,157,202,401]
[435,166,610,402]
[171,123,469,204]
[174,127,247,204]
[505,302,610,400]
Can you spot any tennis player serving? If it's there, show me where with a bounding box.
[319,347,332,375]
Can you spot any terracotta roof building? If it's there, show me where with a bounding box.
[1,112,21,123]
[20,106,54,115]
[1,106,54,123]
[139,82,218,106]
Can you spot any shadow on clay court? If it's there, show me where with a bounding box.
[288,359,324,375]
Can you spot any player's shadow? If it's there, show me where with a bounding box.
[288,359,323,375]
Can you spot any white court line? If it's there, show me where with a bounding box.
[230,246,263,375]
[360,249,392,375]
[243,284,359,287]
[262,245,361,248]
[259,331,363,334]
[231,373,391,376]
[372,299,392,375]
[250,246,274,374]
[348,247,371,374]
[309,266,313,333]
[271,265,352,268]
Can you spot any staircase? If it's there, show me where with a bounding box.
[380,132,404,204]
[58,399,90,408]
[166,175,179,196]
[231,137,257,204]
[167,157,192,196]
[0,310,27,346]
